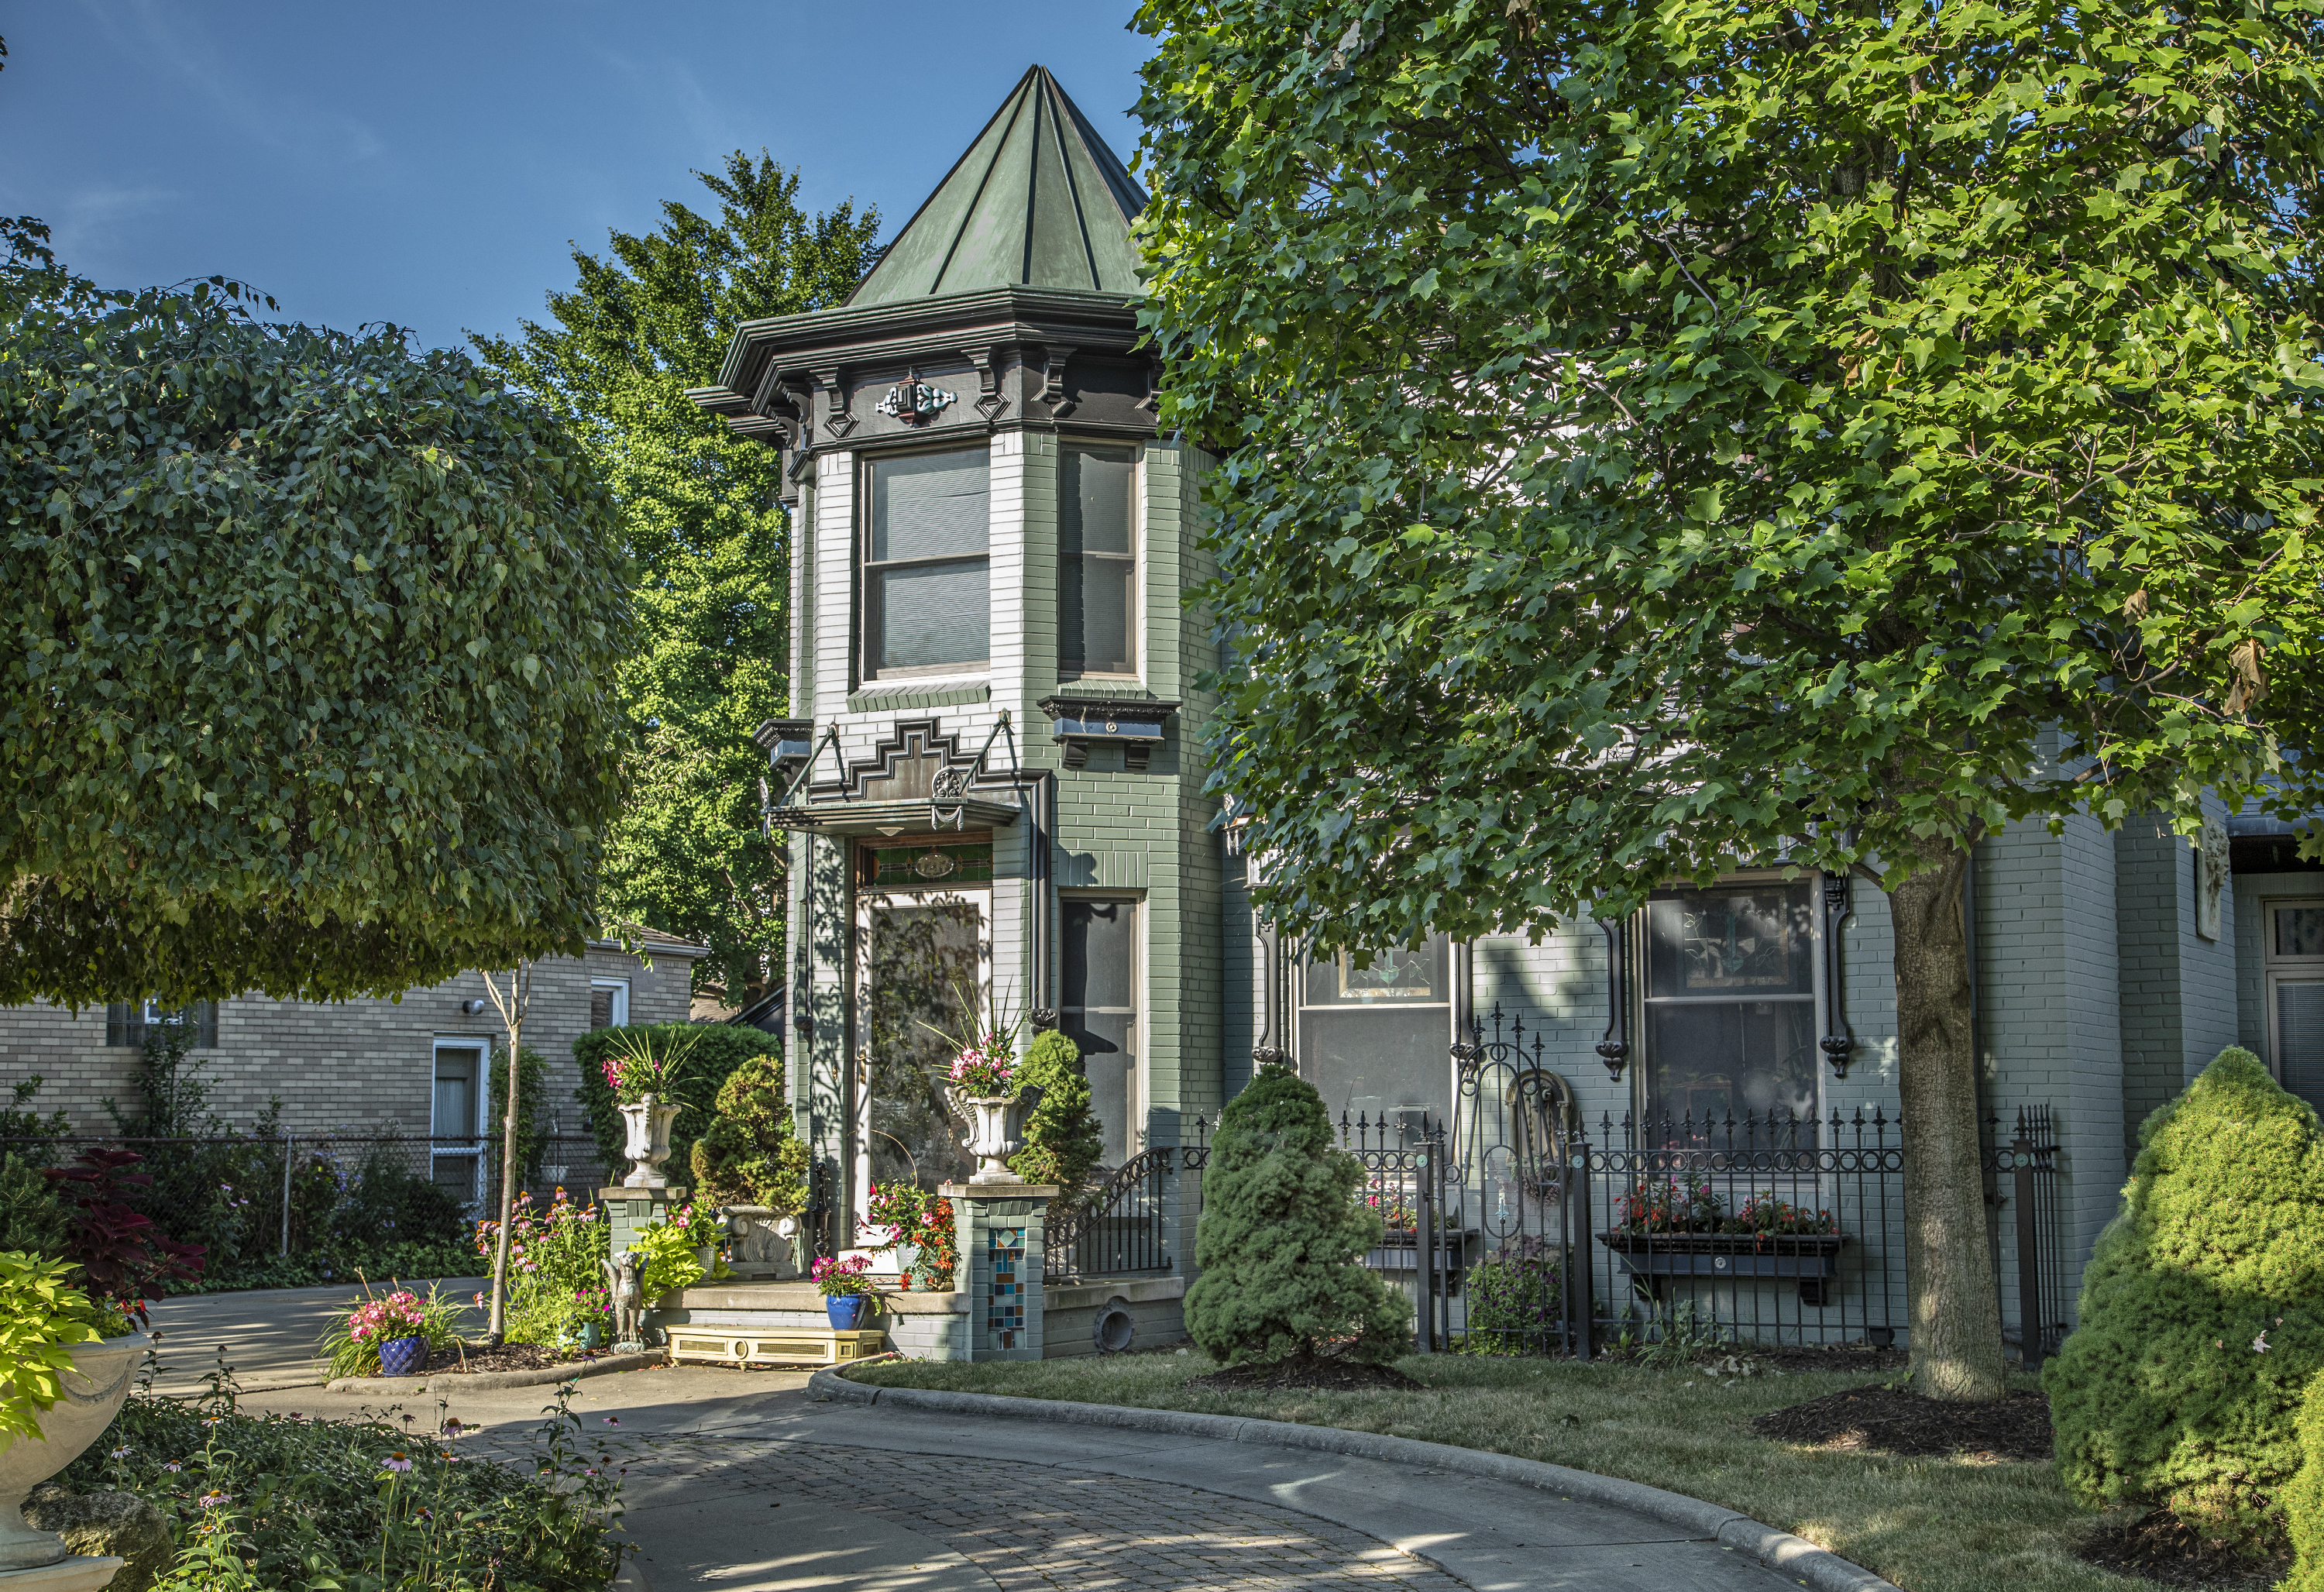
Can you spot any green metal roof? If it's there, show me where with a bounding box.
[849,66,1147,308]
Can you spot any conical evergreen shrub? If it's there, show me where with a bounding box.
[1183,1064,1410,1367]
[1009,1027,1105,1205]
[2281,1371,2324,1590]
[690,1054,810,1214]
[2045,1047,2324,1549]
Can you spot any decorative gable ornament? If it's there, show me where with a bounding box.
[876,381,956,425]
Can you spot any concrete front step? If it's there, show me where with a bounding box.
[650,1275,1188,1361]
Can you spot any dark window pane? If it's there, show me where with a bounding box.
[1063,898,1138,1167]
[433,1047,481,1137]
[2280,908,2324,958]
[865,898,985,1191]
[2280,980,2324,1117]
[1063,449,1133,556]
[877,560,988,669]
[1644,884,1813,998]
[1064,899,1136,1011]
[871,450,988,561]
[1642,999,1817,1137]
[1066,558,1133,673]
[1298,1006,1451,1128]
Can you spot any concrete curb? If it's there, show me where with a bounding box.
[810,1365,1900,1592]
[326,1350,664,1394]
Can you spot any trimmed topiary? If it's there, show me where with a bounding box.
[1183,1063,1411,1367]
[2282,1370,2324,1590]
[1009,1028,1105,1206]
[690,1053,810,1214]
[2044,1046,2324,1550]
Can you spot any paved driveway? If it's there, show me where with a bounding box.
[233,1363,1812,1592]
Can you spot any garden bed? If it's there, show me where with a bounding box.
[849,1351,2140,1592]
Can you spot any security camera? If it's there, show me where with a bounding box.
[461,999,489,1016]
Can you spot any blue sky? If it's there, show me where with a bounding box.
[0,2,1154,351]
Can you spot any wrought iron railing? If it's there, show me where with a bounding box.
[1043,1147,1175,1281]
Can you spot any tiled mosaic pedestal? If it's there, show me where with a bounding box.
[940,1181,1057,1361]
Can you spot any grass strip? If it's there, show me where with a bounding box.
[853,1352,2147,1592]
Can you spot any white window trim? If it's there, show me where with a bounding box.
[2260,896,2324,1080]
[590,978,631,1030]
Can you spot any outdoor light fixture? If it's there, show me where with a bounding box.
[461,999,489,1016]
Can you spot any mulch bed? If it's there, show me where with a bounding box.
[2076,1510,2291,1590]
[1738,1343,1908,1374]
[1186,1358,1424,1394]
[416,1342,615,1376]
[1750,1384,2054,1463]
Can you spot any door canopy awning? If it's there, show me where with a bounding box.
[766,794,1022,837]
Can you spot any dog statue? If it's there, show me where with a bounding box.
[603,1250,648,1353]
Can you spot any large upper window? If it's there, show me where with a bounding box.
[1640,882,1818,1137]
[1060,445,1136,676]
[864,448,989,678]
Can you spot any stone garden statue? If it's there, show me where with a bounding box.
[603,1250,648,1353]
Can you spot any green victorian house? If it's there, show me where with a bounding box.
[691,67,1226,1251]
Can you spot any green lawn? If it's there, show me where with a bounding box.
[851,1352,2150,1592]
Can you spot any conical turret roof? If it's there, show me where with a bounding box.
[850,66,1147,307]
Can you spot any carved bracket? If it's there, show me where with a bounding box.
[962,346,1010,422]
[1596,915,1631,1081]
[808,366,854,440]
[1037,344,1076,417]
[1820,872,1855,1076]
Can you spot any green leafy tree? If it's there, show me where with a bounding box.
[2046,1048,2324,1549]
[1135,0,2324,1400]
[0,218,631,1006]
[1009,1027,1106,1207]
[1184,1064,1410,1367]
[474,155,880,1005]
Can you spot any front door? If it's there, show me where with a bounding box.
[852,838,994,1233]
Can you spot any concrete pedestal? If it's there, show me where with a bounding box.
[599,1185,689,1256]
[940,1181,1058,1361]
[0,1558,123,1592]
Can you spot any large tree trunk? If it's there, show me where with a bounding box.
[1886,841,2007,1402]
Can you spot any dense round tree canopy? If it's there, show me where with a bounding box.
[0,220,633,1005]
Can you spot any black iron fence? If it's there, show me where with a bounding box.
[6,1133,612,1286]
[1156,1009,2065,1364]
[1045,1148,1175,1281]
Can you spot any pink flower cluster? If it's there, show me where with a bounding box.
[346,1291,427,1343]
[947,1034,1015,1096]
[473,1187,600,1271]
[810,1253,875,1298]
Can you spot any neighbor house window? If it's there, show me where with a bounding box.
[863,447,990,678]
[1639,881,1819,1139]
[589,978,631,1030]
[1297,936,1455,1134]
[1061,445,1136,676]
[105,1000,218,1049]
[1063,896,1141,1166]
[431,1037,487,1202]
[2264,900,2324,1118]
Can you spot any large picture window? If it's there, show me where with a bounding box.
[1060,445,1136,676]
[1640,882,1819,1137]
[1297,936,1455,1134]
[863,448,990,678]
[1062,896,1140,1167]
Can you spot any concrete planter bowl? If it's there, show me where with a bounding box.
[0,1337,145,1570]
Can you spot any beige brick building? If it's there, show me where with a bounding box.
[2,930,706,1140]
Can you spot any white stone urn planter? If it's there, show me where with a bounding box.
[618,1095,682,1188]
[949,1085,1045,1185]
[718,1207,799,1281]
[0,1337,144,1570]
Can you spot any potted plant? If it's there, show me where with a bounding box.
[811,1253,878,1329]
[600,1026,703,1188]
[317,1283,462,1379]
[0,1252,144,1572]
[867,1182,959,1291]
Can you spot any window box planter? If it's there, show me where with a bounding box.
[1363,1226,1480,1295]
[1598,1231,1850,1305]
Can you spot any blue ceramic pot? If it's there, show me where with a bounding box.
[378,1335,429,1377]
[824,1296,871,1330]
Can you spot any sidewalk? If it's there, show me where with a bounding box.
[142,1276,489,1393]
